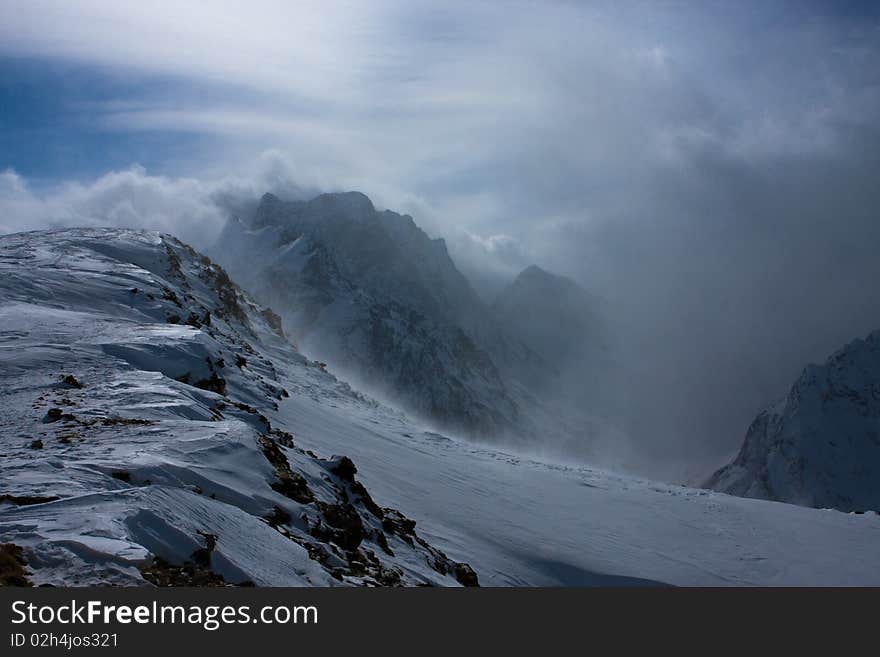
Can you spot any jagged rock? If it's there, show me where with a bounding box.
[329,455,358,481]
[0,228,479,587]
[707,329,880,512]
[0,544,31,586]
[210,192,537,440]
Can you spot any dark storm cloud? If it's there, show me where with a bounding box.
[1,1,878,478]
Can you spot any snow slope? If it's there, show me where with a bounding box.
[493,265,606,371]
[706,329,880,512]
[274,385,880,586]
[0,228,476,586]
[212,191,637,466]
[491,265,625,453]
[211,192,543,442]
[2,228,879,586]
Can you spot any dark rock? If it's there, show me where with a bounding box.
[266,505,292,527]
[271,476,314,504]
[194,372,227,396]
[139,556,230,587]
[60,374,83,388]
[100,417,154,426]
[350,480,384,518]
[260,308,285,336]
[190,532,218,568]
[382,509,417,542]
[453,562,480,587]
[0,494,60,505]
[259,436,315,504]
[161,287,182,307]
[374,530,394,556]
[315,501,364,550]
[0,544,31,587]
[330,455,358,481]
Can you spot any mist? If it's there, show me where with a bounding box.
[2,1,880,481]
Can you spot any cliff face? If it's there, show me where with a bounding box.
[212,192,538,441]
[706,329,880,512]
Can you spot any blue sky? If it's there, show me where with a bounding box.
[0,58,220,186]
[1,0,879,472]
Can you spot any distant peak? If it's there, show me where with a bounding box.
[252,190,376,229]
[509,264,582,296]
[516,265,562,285]
[312,191,375,217]
[520,264,550,278]
[250,192,288,228]
[259,192,282,207]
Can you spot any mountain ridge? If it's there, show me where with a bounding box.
[706,328,880,512]
[213,191,548,441]
[4,227,880,586]
[0,227,478,586]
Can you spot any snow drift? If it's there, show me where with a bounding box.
[2,227,880,587]
[0,228,477,586]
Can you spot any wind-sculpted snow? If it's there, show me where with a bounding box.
[706,330,880,512]
[3,228,880,587]
[0,228,477,586]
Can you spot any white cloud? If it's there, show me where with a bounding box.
[2,1,880,476]
[0,153,327,247]
[0,169,29,198]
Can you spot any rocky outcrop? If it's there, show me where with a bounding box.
[706,329,880,512]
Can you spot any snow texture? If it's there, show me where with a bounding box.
[1,228,879,586]
[0,228,475,586]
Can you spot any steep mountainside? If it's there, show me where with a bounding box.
[492,265,615,398]
[706,329,880,512]
[0,228,477,586]
[493,265,604,368]
[3,229,880,587]
[212,192,538,440]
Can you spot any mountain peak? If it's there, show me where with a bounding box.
[312,191,375,219]
[521,264,548,277]
[252,192,290,229]
[518,264,554,283]
[511,264,580,295]
[706,327,880,512]
[493,263,603,373]
[253,191,377,230]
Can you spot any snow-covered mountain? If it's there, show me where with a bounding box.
[3,227,880,587]
[0,228,477,586]
[493,266,602,368]
[212,192,542,442]
[492,265,618,410]
[706,329,880,512]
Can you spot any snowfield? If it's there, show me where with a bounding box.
[1,228,878,586]
[0,229,475,587]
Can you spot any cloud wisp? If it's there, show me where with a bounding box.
[2,1,880,479]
